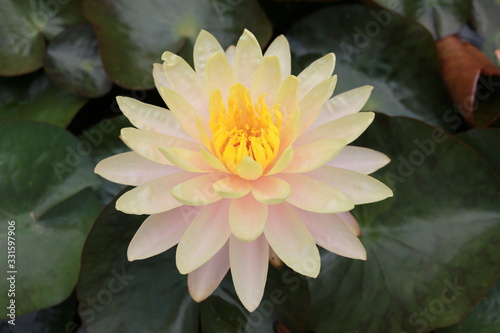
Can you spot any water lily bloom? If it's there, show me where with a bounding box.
[95,29,393,312]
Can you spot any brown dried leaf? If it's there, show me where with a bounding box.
[436,36,500,127]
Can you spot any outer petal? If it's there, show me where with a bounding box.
[116,172,193,214]
[213,176,251,198]
[230,235,269,312]
[284,139,346,173]
[171,174,224,206]
[299,209,366,260]
[312,85,373,128]
[225,45,236,66]
[188,243,229,302]
[265,203,320,277]
[277,174,354,213]
[297,53,335,99]
[205,52,236,103]
[274,75,299,125]
[296,112,375,146]
[337,211,361,236]
[229,194,267,242]
[193,30,225,78]
[326,146,390,174]
[251,176,291,204]
[264,35,291,81]
[250,55,282,107]
[234,29,263,88]
[307,166,393,204]
[127,207,197,261]
[95,151,178,186]
[116,96,190,140]
[176,200,231,274]
[120,127,198,165]
[153,63,170,91]
[299,76,337,134]
[162,51,207,115]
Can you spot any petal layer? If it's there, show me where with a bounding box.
[229,195,268,242]
[251,176,291,204]
[176,200,231,274]
[230,235,269,312]
[326,146,390,174]
[265,203,320,277]
[171,174,224,206]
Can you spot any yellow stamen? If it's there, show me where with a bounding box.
[210,83,282,175]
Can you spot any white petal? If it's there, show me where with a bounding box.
[250,55,281,107]
[307,166,393,204]
[312,85,373,128]
[188,243,229,302]
[95,151,179,186]
[326,146,390,174]
[299,76,337,134]
[176,200,231,274]
[171,174,224,206]
[205,52,236,103]
[230,234,269,312]
[265,203,320,277]
[337,211,361,236]
[299,209,366,260]
[153,63,170,91]
[127,207,197,261]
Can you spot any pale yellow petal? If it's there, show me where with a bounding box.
[297,112,375,146]
[120,127,198,165]
[159,146,214,173]
[297,53,336,99]
[200,146,229,173]
[277,173,354,213]
[264,35,291,81]
[266,146,294,176]
[213,176,251,198]
[205,52,236,103]
[193,30,225,77]
[308,166,393,204]
[237,155,263,180]
[116,172,193,215]
[284,139,346,173]
[313,85,373,127]
[299,75,337,134]
[171,174,224,206]
[234,29,263,88]
[250,55,281,106]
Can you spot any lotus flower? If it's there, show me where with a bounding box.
[95,29,393,311]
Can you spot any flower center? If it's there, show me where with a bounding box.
[209,83,282,174]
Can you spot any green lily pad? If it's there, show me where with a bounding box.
[77,194,199,333]
[200,266,310,333]
[0,121,102,317]
[305,115,500,332]
[456,128,500,176]
[472,0,500,64]
[44,24,113,98]
[373,0,472,39]
[0,0,86,76]
[0,71,87,127]
[83,0,272,89]
[0,292,79,333]
[287,3,456,130]
[436,278,500,332]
